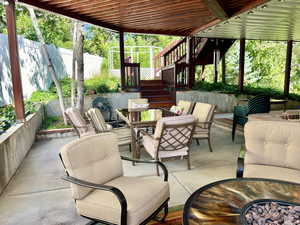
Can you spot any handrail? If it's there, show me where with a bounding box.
[163,37,186,56]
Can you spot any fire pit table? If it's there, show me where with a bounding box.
[183,178,300,225]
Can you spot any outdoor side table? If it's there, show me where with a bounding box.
[116,108,177,159]
[183,178,300,225]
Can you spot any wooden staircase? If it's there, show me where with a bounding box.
[140,80,175,108]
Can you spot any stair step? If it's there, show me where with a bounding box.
[140,80,165,87]
[149,101,175,109]
[146,95,173,102]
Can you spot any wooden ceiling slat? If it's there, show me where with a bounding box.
[18,0,272,36]
[91,9,211,22]
[75,0,207,17]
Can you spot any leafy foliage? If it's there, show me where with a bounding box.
[193,81,300,102]
[41,116,71,130]
[0,102,37,134]
[29,74,120,103]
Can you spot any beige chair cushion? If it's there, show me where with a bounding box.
[245,121,300,171]
[192,102,215,123]
[66,107,95,135]
[87,108,111,132]
[76,176,169,225]
[154,115,196,139]
[177,100,193,114]
[128,98,148,109]
[111,127,132,146]
[60,133,123,200]
[244,164,300,183]
[143,135,188,159]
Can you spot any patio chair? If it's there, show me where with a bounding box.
[65,107,95,138]
[177,100,194,114]
[236,121,300,183]
[232,94,270,141]
[86,108,132,149]
[59,133,170,225]
[140,115,197,174]
[128,98,149,109]
[191,102,216,152]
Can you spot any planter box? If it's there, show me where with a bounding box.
[0,105,43,194]
[177,90,300,113]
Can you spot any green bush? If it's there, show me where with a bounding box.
[193,81,300,102]
[30,75,120,103]
[85,74,119,94]
[41,116,71,130]
[0,102,37,135]
[29,91,57,102]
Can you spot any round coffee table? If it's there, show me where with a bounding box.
[183,178,300,225]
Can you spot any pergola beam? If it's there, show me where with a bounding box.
[238,38,246,92]
[6,0,25,121]
[203,0,228,19]
[284,40,293,96]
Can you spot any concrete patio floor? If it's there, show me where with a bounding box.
[0,125,243,225]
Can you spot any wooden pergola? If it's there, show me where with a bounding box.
[4,0,298,121]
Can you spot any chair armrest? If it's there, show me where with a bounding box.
[197,121,213,128]
[62,175,127,216]
[138,129,155,138]
[121,156,169,182]
[236,145,246,178]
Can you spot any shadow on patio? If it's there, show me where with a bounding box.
[0,125,242,225]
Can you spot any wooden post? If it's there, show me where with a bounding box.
[119,31,125,90]
[222,53,226,83]
[284,40,293,97]
[239,38,246,92]
[186,37,195,88]
[6,0,25,122]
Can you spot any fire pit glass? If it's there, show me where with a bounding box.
[241,199,300,225]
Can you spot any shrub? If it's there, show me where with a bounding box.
[30,74,120,103]
[193,81,300,102]
[0,102,37,135]
[41,116,71,130]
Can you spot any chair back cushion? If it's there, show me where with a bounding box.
[154,115,196,151]
[192,102,216,124]
[60,133,123,200]
[245,121,300,171]
[65,107,88,135]
[177,100,194,114]
[128,98,148,109]
[248,94,270,114]
[87,108,108,132]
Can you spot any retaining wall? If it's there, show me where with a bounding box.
[0,105,43,194]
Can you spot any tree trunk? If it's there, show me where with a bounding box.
[73,21,84,114]
[27,7,67,123]
[71,22,78,107]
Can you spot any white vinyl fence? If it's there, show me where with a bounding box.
[0,34,103,106]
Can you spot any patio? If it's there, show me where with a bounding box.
[0,125,243,225]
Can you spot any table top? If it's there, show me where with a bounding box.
[116,108,177,126]
[183,178,300,225]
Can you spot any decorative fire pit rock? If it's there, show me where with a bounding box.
[241,199,300,225]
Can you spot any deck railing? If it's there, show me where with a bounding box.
[161,63,189,92]
[163,38,187,67]
[124,63,140,91]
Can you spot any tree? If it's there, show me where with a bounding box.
[27,7,67,123]
[72,21,84,113]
